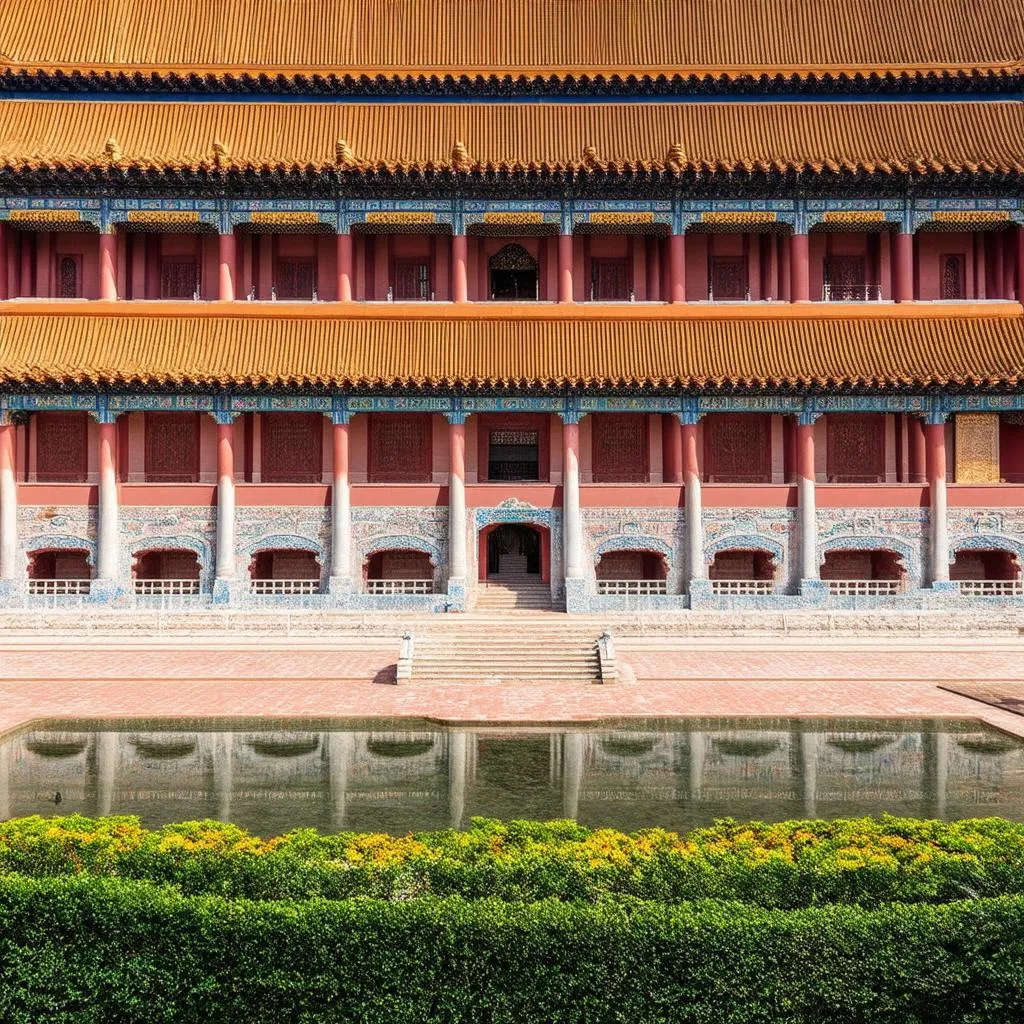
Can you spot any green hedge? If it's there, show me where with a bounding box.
[1,875,1023,1024]
[2,814,1024,906]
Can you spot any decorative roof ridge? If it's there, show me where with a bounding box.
[2,301,1020,323]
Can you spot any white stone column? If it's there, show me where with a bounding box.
[95,417,121,594]
[562,732,584,820]
[562,417,584,609]
[213,416,237,602]
[796,415,820,586]
[0,416,18,592]
[329,416,353,593]
[681,419,706,583]
[448,730,468,829]
[926,419,950,585]
[448,415,467,587]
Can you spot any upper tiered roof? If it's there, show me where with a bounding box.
[1,99,1021,178]
[0,0,1020,91]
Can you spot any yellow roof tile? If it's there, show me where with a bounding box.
[1,99,1021,175]
[1,0,1020,81]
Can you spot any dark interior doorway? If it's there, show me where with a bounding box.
[487,524,542,576]
[489,244,538,300]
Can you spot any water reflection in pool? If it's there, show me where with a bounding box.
[3,719,1023,836]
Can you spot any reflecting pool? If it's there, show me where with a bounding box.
[2,718,1023,835]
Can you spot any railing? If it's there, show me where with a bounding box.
[133,579,201,596]
[597,580,668,596]
[957,580,1024,598]
[822,283,883,302]
[26,579,91,596]
[710,580,775,596]
[365,579,434,595]
[826,579,904,597]
[249,579,321,596]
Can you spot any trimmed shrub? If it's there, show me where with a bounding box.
[1,814,1023,906]
[1,875,1023,1023]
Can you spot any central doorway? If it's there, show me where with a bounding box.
[489,243,538,300]
[487,524,542,577]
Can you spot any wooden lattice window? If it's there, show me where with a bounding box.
[591,414,648,482]
[824,256,867,300]
[940,254,965,300]
[591,259,629,301]
[394,262,430,300]
[144,413,200,483]
[160,259,198,299]
[368,414,431,482]
[35,412,89,482]
[56,255,81,298]
[709,257,747,300]
[826,414,886,483]
[703,414,771,483]
[276,259,316,300]
[261,413,323,483]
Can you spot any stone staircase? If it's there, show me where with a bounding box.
[476,555,559,612]
[407,620,602,683]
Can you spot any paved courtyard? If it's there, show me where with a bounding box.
[1,635,1023,740]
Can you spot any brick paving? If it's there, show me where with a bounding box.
[1,636,1023,741]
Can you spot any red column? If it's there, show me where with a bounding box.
[790,232,810,302]
[558,233,573,303]
[19,234,33,297]
[681,422,700,481]
[1017,224,1024,307]
[893,231,914,302]
[669,233,686,303]
[218,232,236,302]
[908,416,927,482]
[1002,229,1016,300]
[663,414,683,483]
[452,234,468,304]
[747,234,761,300]
[337,232,353,302]
[0,223,7,301]
[99,231,117,301]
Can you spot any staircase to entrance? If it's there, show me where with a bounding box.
[477,554,556,611]
[405,618,603,683]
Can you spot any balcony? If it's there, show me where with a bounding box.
[597,580,668,596]
[133,579,201,597]
[249,579,321,596]
[26,579,91,596]
[710,580,775,596]
[365,579,434,596]
[822,283,883,302]
[956,580,1024,598]
[826,579,904,597]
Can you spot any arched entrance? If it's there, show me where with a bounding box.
[487,523,542,578]
[489,244,538,300]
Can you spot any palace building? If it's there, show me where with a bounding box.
[0,0,1023,613]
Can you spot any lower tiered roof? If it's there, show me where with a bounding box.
[1,303,1021,392]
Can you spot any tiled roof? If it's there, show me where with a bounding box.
[1,303,1022,391]
[1,99,1022,175]
[0,0,1020,83]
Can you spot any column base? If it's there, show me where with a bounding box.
[212,577,242,605]
[799,578,830,606]
[327,575,357,596]
[88,578,129,605]
[687,578,713,604]
[446,577,467,613]
[930,580,959,593]
[564,576,588,614]
[0,578,22,606]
